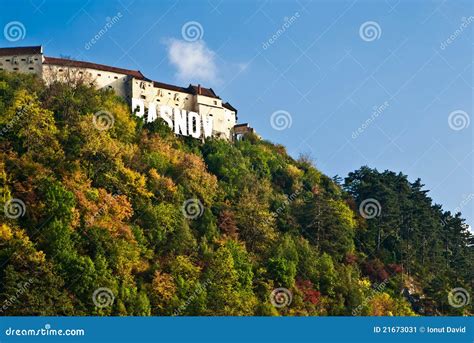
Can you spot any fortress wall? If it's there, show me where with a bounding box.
[0,53,43,75]
[0,46,241,140]
[42,63,131,98]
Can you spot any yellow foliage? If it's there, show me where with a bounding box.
[63,170,134,239]
[0,223,13,241]
[368,292,416,316]
[287,164,304,179]
[152,270,176,304]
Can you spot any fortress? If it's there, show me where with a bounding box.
[0,46,254,140]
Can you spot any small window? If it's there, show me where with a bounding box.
[58,69,63,72]
[5,59,10,62]
[97,73,101,76]
[21,58,26,61]
[140,95,146,99]
[28,67,34,70]
[79,71,83,74]
[213,101,217,105]
[13,67,18,70]
[114,76,118,79]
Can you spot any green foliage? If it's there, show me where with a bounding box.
[0,71,471,316]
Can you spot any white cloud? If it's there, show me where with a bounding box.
[166,39,219,84]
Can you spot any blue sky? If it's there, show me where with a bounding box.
[2,0,473,226]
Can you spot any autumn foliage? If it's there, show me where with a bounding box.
[0,71,472,316]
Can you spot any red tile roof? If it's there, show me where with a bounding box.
[0,46,42,56]
[153,81,220,99]
[43,56,147,80]
[153,81,189,93]
[223,102,237,113]
[188,84,219,98]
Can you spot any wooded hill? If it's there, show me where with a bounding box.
[0,71,472,316]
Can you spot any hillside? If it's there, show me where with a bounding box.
[0,71,472,316]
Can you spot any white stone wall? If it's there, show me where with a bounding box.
[0,54,43,75]
[196,95,236,140]
[42,64,131,98]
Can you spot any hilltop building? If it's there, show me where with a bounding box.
[0,46,255,140]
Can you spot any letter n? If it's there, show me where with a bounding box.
[174,108,188,136]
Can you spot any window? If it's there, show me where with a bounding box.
[97,73,101,76]
[140,95,146,99]
[13,67,18,70]
[114,76,118,79]
[28,67,34,70]
[21,58,26,61]
[214,101,217,105]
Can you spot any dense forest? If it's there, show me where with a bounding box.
[0,71,472,316]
